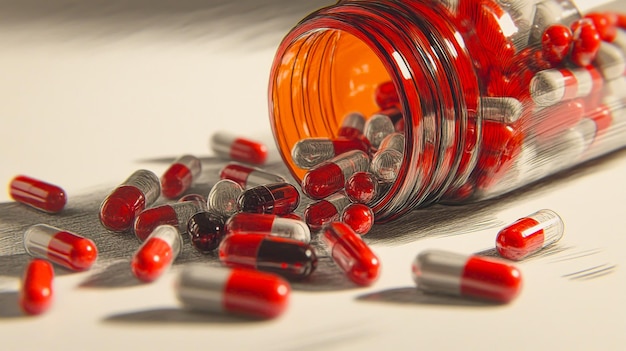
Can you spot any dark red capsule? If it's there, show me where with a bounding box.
[237,183,299,216]
[9,175,66,213]
[187,211,227,253]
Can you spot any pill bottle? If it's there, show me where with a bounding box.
[268,0,626,222]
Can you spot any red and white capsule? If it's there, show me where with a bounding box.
[302,150,370,200]
[219,163,286,189]
[211,132,268,165]
[371,132,405,182]
[291,137,369,169]
[322,222,380,286]
[24,224,98,271]
[364,113,396,150]
[304,192,352,231]
[530,66,603,107]
[161,155,202,199]
[207,179,244,218]
[20,259,54,315]
[496,209,564,261]
[226,212,311,243]
[131,225,182,282]
[337,112,366,139]
[99,169,161,232]
[9,175,66,213]
[133,201,203,241]
[176,265,290,319]
[412,249,523,303]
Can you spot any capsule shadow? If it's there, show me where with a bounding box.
[79,260,144,289]
[0,291,26,318]
[290,256,362,292]
[103,307,263,324]
[0,254,77,278]
[356,287,503,307]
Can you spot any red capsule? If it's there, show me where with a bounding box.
[133,201,202,241]
[219,233,317,281]
[226,213,311,243]
[304,192,351,231]
[570,18,601,67]
[302,150,370,200]
[322,222,380,286]
[374,80,400,110]
[345,171,379,204]
[541,24,573,65]
[99,170,161,232]
[24,224,97,271]
[412,250,523,303]
[187,211,227,253]
[496,209,564,261]
[211,132,268,165]
[176,265,290,319]
[585,12,617,42]
[131,225,182,282]
[237,182,299,216]
[341,203,374,236]
[20,259,54,315]
[9,175,66,213]
[219,163,286,189]
[161,155,201,199]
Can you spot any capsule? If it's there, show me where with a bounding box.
[187,211,226,253]
[585,12,618,42]
[291,137,369,169]
[133,201,203,241]
[20,259,54,315]
[532,98,585,140]
[302,150,370,200]
[480,97,523,124]
[304,192,351,231]
[337,112,366,139]
[207,179,243,218]
[594,41,626,80]
[176,265,290,319]
[496,209,564,261]
[237,182,299,216]
[218,233,317,280]
[364,113,395,150]
[370,133,405,182]
[322,222,380,286]
[345,171,379,204]
[161,155,202,199]
[219,163,286,189]
[210,132,268,165]
[24,224,97,271]
[541,24,573,66]
[412,249,523,303]
[374,80,400,110]
[341,203,374,236]
[178,193,208,210]
[9,175,66,213]
[226,213,310,243]
[131,225,182,282]
[99,169,160,232]
[570,18,601,67]
[530,66,603,107]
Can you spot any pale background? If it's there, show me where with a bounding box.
[1,1,625,350]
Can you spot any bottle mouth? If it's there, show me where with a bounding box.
[269,7,478,222]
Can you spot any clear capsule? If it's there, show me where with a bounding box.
[530,66,603,107]
[370,132,405,182]
[219,163,286,189]
[161,155,202,199]
[364,113,395,150]
[207,179,244,218]
[211,132,268,165]
[291,137,369,169]
[187,211,226,253]
[322,222,380,286]
[226,212,310,243]
[345,171,379,204]
[337,112,366,139]
[219,233,317,281]
[302,150,370,200]
[304,192,352,231]
[99,169,161,232]
[24,224,97,271]
[341,203,374,236]
[133,201,203,241]
[9,175,67,213]
[238,182,300,216]
[412,249,523,303]
[20,259,54,315]
[496,209,564,261]
[131,225,182,282]
[176,265,290,319]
